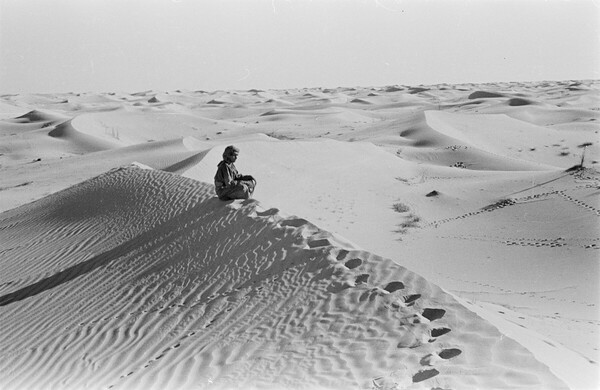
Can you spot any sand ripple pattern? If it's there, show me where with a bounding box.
[0,167,566,389]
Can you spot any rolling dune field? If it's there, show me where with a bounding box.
[0,80,598,389]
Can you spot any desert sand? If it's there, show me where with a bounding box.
[0,80,598,389]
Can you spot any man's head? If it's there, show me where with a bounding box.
[223,145,239,163]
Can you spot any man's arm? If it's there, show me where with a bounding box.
[215,164,232,188]
[223,165,238,187]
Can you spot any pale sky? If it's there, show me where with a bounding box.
[1,0,598,93]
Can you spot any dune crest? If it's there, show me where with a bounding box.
[14,109,68,123]
[49,120,120,152]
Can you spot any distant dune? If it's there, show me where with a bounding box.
[0,80,598,389]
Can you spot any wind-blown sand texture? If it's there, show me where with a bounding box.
[0,80,598,389]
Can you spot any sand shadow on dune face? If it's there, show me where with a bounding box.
[161,149,211,174]
[0,197,233,307]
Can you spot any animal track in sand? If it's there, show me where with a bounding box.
[557,190,600,216]
[425,181,598,229]
[439,233,599,250]
[66,302,190,330]
[504,238,566,248]
[425,206,492,228]
[106,327,200,389]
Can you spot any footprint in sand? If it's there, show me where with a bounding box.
[391,294,421,309]
[419,348,462,367]
[397,308,449,349]
[422,308,446,322]
[336,249,349,260]
[396,330,422,348]
[355,273,369,284]
[383,281,405,293]
[359,289,380,303]
[307,238,331,248]
[430,327,451,338]
[256,208,279,217]
[412,368,439,383]
[344,258,362,269]
[439,348,462,359]
[280,218,309,228]
[403,294,420,305]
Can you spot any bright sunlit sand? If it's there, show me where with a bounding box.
[0,81,598,389]
[1,0,599,388]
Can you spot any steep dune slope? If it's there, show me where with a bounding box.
[0,167,567,390]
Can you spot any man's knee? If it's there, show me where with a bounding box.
[218,183,251,200]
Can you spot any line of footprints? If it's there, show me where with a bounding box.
[335,249,462,386]
[67,302,189,331]
[558,190,600,216]
[103,226,460,389]
[107,330,195,389]
[427,185,599,230]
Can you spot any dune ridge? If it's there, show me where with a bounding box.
[0,167,568,390]
[48,120,121,152]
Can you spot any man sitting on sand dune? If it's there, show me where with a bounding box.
[214,145,256,200]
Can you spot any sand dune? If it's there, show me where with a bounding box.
[0,110,68,135]
[70,110,225,146]
[0,167,567,390]
[49,120,121,153]
[0,101,31,119]
[0,80,598,389]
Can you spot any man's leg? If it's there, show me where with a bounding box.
[240,179,256,196]
[220,182,250,200]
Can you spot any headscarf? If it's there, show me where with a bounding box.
[223,145,240,163]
